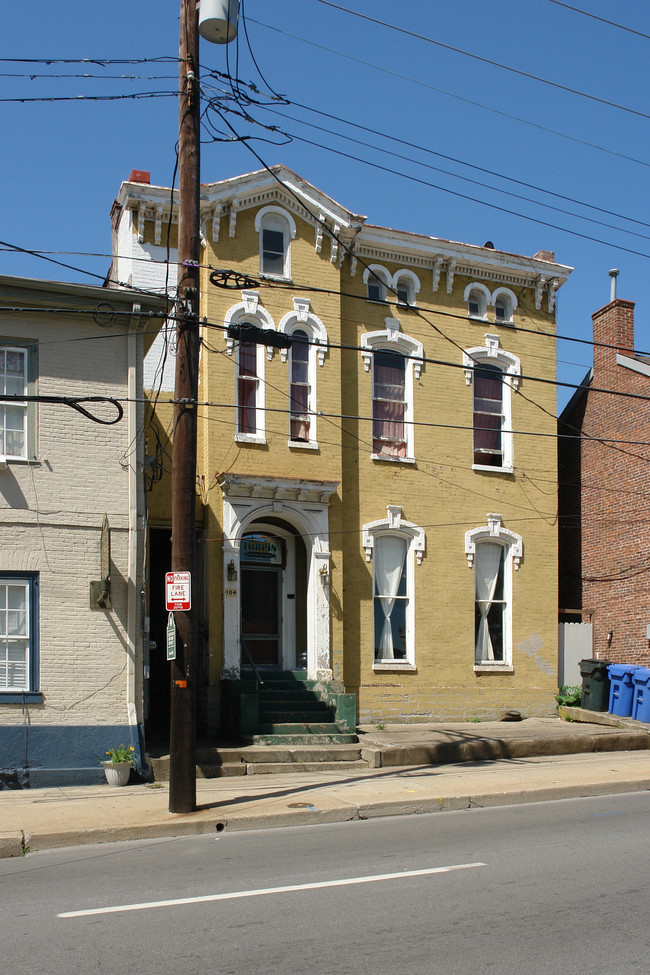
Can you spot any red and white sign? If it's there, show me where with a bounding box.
[165,571,191,611]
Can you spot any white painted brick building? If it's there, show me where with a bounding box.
[0,275,167,786]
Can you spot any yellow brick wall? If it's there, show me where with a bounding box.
[147,203,560,723]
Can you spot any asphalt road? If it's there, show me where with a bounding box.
[1,792,649,975]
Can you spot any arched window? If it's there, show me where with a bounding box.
[373,351,406,458]
[492,287,517,325]
[362,320,423,462]
[364,265,390,302]
[289,329,310,443]
[466,515,522,669]
[236,329,262,437]
[225,292,275,443]
[278,298,328,448]
[463,335,520,472]
[464,282,490,320]
[473,363,505,468]
[363,506,425,669]
[255,206,296,279]
[394,270,420,307]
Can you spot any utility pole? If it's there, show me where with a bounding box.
[169,0,239,814]
[169,0,201,814]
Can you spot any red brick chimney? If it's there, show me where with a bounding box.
[592,298,635,382]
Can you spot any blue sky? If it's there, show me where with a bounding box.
[3,0,650,410]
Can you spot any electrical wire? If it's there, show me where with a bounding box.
[247,17,650,172]
[313,0,650,121]
[545,0,650,40]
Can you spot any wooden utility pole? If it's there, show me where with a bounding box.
[169,0,201,814]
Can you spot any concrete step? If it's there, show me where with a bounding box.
[247,732,359,746]
[259,710,334,724]
[257,722,340,735]
[247,760,368,775]
[148,743,365,780]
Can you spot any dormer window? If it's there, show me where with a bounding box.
[492,288,517,325]
[364,265,390,303]
[464,283,490,321]
[367,272,387,302]
[254,206,296,280]
[394,270,420,307]
[262,228,285,276]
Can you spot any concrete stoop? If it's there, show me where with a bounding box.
[148,743,368,780]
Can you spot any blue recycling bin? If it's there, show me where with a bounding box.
[608,664,637,717]
[632,667,650,722]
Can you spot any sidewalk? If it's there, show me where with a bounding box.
[1,715,649,857]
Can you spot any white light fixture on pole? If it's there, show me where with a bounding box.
[198,0,239,44]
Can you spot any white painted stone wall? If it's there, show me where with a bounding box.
[0,304,149,777]
[114,208,177,392]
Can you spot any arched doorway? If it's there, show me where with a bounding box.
[240,519,307,670]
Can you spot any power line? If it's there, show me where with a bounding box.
[247,18,650,171]
[313,0,650,121]
[249,102,650,243]
[545,0,650,40]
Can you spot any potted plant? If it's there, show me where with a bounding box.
[102,744,135,787]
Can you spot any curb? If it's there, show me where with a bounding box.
[13,776,650,855]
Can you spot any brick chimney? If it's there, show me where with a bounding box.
[592,298,635,382]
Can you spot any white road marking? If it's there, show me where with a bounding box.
[58,862,486,918]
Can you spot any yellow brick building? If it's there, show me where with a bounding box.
[111,166,572,734]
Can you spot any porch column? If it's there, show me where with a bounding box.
[313,550,332,680]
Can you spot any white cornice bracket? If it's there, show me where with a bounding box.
[535,275,546,311]
[154,206,163,246]
[229,199,239,238]
[446,259,456,295]
[212,204,223,242]
[315,213,324,254]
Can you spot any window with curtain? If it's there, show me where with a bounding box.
[289,329,310,442]
[373,534,408,661]
[474,542,506,662]
[237,339,258,435]
[373,351,406,458]
[0,347,28,459]
[473,363,504,467]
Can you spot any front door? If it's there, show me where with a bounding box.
[240,533,283,667]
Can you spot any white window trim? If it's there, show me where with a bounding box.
[363,264,391,302]
[0,344,30,462]
[225,292,276,443]
[363,506,425,670]
[464,282,491,321]
[278,298,328,449]
[465,514,522,669]
[362,319,423,463]
[463,283,518,325]
[255,205,296,281]
[492,287,518,325]
[393,269,421,307]
[463,334,520,473]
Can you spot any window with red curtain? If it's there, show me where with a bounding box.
[473,364,503,466]
[289,329,310,442]
[237,340,258,435]
[373,351,406,457]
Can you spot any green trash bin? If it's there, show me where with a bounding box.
[580,658,611,711]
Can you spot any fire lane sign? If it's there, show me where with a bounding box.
[165,571,191,612]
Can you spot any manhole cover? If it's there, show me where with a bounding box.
[287,802,315,809]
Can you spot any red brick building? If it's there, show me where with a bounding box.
[559,289,650,665]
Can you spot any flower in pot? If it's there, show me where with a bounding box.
[102,744,135,787]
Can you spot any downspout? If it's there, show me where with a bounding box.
[127,303,147,776]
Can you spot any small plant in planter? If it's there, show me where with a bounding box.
[102,744,135,787]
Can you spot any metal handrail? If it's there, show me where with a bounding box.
[240,638,264,688]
